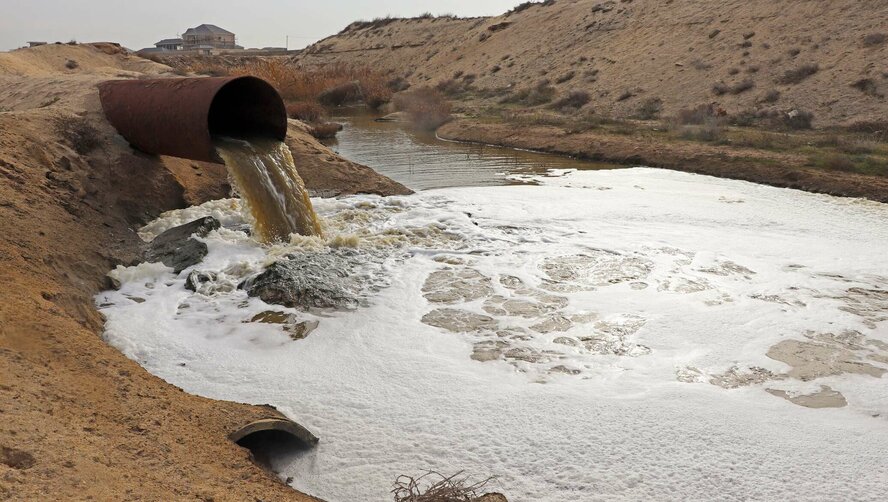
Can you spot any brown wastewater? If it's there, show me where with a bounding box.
[216,137,322,242]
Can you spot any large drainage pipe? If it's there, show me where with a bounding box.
[98,76,287,163]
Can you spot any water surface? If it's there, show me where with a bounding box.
[325,108,619,190]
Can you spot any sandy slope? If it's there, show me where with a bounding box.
[0,44,404,500]
[297,0,888,127]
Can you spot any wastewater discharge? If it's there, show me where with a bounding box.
[99,168,888,501]
[215,137,322,242]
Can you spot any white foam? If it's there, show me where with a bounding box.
[98,168,888,501]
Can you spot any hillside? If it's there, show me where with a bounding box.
[297,0,888,127]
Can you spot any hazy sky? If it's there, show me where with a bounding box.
[0,0,523,51]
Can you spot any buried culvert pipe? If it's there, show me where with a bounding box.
[98,76,287,163]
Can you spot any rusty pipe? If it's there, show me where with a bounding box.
[98,76,287,163]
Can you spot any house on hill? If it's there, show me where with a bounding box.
[154,38,183,51]
[182,24,241,51]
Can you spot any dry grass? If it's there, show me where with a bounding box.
[229,59,392,109]
[776,63,819,85]
[286,101,327,122]
[550,90,591,111]
[393,87,452,131]
[501,80,556,106]
[392,471,494,502]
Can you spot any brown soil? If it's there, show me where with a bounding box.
[0,44,406,500]
[299,0,888,127]
[438,119,888,202]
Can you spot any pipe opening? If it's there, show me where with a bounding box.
[230,418,318,472]
[236,429,314,471]
[209,77,288,142]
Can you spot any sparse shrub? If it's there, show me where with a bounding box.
[816,154,857,172]
[616,90,634,101]
[712,81,729,96]
[730,79,755,94]
[487,21,512,32]
[55,115,100,154]
[847,120,888,142]
[551,90,591,110]
[501,80,556,106]
[788,48,801,57]
[863,33,887,47]
[64,59,78,70]
[674,104,719,125]
[691,59,712,71]
[436,78,471,96]
[490,65,501,74]
[308,122,342,140]
[708,29,721,39]
[507,0,555,16]
[286,101,327,122]
[388,76,411,92]
[230,60,391,109]
[776,64,818,85]
[728,67,740,76]
[743,31,756,40]
[555,71,576,84]
[635,97,663,120]
[739,40,753,48]
[674,117,723,142]
[851,78,882,97]
[781,110,814,130]
[392,471,494,502]
[393,87,452,131]
[758,89,781,103]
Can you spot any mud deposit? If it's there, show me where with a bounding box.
[99,168,888,501]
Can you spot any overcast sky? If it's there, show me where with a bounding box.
[0,0,523,51]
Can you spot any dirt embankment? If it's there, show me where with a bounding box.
[299,0,888,127]
[438,119,888,202]
[0,44,405,500]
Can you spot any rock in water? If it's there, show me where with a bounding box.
[144,217,220,273]
[240,255,362,310]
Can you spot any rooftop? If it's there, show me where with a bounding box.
[183,24,234,36]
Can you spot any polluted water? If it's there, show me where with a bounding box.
[215,137,322,242]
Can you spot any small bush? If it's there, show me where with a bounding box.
[851,78,882,97]
[691,59,712,71]
[286,101,327,122]
[317,81,363,106]
[555,71,575,84]
[847,120,888,142]
[674,117,723,142]
[550,90,591,110]
[436,78,471,96]
[863,33,887,47]
[64,59,78,70]
[393,87,452,131]
[781,110,814,130]
[816,154,857,172]
[501,80,556,106]
[730,79,755,94]
[712,81,729,96]
[55,115,100,154]
[616,90,634,101]
[635,98,663,120]
[308,122,342,140]
[776,64,818,85]
[674,104,719,125]
[758,89,781,103]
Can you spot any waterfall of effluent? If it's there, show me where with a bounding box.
[215,137,323,242]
